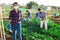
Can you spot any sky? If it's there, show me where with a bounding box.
[0,0,60,7]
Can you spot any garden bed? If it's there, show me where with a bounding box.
[3,18,60,40]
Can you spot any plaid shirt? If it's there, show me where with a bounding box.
[39,12,46,18]
[9,9,22,24]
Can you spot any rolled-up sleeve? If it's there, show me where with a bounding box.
[20,11,22,17]
[19,11,22,21]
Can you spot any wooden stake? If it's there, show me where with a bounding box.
[0,5,6,40]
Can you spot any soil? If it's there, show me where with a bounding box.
[0,34,26,40]
[51,16,60,24]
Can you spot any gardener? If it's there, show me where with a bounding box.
[26,10,31,19]
[9,2,22,40]
[53,11,56,17]
[38,8,48,30]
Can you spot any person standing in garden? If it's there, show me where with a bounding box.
[38,8,48,30]
[53,10,56,17]
[9,2,22,40]
[26,10,31,19]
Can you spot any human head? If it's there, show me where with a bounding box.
[26,10,29,12]
[13,2,19,10]
[26,10,30,13]
[38,8,42,12]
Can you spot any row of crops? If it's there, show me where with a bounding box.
[3,18,60,40]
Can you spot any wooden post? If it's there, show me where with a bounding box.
[0,5,3,40]
[0,5,6,40]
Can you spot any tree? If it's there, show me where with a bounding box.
[26,1,38,9]
[40,5,47,11]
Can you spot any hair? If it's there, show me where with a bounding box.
[38,8,41,11]
[26,10,29,12]
[13,2,18,6]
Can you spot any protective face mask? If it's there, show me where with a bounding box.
[14,6,19,9]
